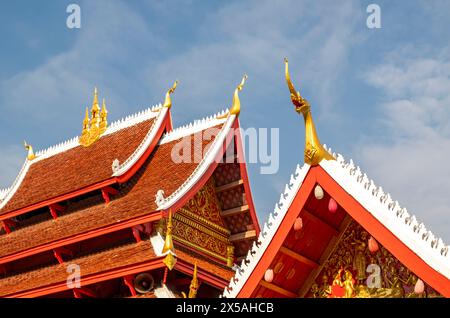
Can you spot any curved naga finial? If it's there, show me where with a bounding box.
[163,80,179,109]
[284,58,334,166]
[24,141,36,161]
[217,74,248,119]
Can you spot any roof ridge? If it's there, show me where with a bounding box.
[159,108,229,144]
[34,104,161,159]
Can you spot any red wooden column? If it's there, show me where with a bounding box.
[49,203,65,219]
[123,275,137,296]
[1,219,18,234]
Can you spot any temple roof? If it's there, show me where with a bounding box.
[0,116,227,260]
[223,147,450,297]
[0,105,170,216]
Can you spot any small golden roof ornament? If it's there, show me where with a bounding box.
[163,80,178,109]
[23,141,36,161]
[182,262,199,298]
[79,87,108,147]
[162,209,177,270]
[152,80,179,112]
[284,58,334,166]
[217,74,248,119]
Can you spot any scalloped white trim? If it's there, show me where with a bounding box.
[222,163,310,298]
[223,146,450,297]
[0,104,163,211]
[156,113,235,211]
[159,109,228,145]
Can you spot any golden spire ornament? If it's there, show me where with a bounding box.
[23,141,36,161]
[79,107,90,146]
[88,87,101,144]
[79,87,109,147]
[217,74,248,119]
[162,210,177,270]
[99,98,108,135]
[284,58,334,166]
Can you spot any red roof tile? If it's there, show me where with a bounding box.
[0,125,223,259]
[1,119,155,214]
[0,241,158,297]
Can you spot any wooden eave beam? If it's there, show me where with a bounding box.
[215,179,244,193]
[279,246,319,268]
[297,215,352,297]
[229,230,256,242]
[221,205,249,218]
[259,280,297,298]
[302,209,339,236]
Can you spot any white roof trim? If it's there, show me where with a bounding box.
[320,146,450,279]
[0,104,164,211]
[111,106,167,176]
[155,112,235,211]
[159,109,228,145]
[223,146,450,297]
[223,163,310,298]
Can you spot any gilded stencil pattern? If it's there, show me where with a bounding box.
[172,218,228,258]
[308,222,441,298]
[185,179,225,226]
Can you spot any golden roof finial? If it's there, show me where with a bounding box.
[217,74,248,119]
[23,141,36,161]
[163,80,179,109]
[99,98,108,135]
[92,87,100,112]
[79,88,108,147]
[284,58,334,166]
[88,87,101,145]
[162,209,177,270]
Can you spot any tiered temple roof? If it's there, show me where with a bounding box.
[0,81,259,298]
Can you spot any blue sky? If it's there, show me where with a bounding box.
[0,0,449,242]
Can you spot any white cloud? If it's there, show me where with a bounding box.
[359,48,450,242]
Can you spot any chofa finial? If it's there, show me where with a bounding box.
[217,74,248,119]
[79,87,108,147]
[163,80,179,109]
[284,58,334,166]
[23,141,36,161]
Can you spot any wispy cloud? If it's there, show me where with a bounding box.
[358,47,450,242]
